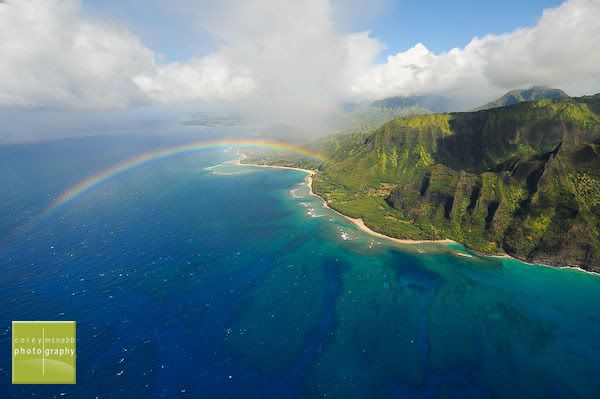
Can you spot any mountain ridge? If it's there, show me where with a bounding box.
[474,86,569,111]
[311,94,600,271]
[332,95,454,137]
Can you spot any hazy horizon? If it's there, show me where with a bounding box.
[1,0,600,143]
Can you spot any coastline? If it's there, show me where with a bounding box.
[314,184,455,246]
[237,156,454,246]
[236,155,599,275]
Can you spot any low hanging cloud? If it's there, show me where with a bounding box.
[1,0,600,116]
[352,0,600,107]
[483,0,600,93]
[185,0,383,128]
[133,54,255,104]
[0,0,149,109]
[0,0,255,110]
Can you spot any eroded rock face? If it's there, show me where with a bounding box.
[317,95,600,271]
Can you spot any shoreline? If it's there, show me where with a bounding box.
[314,186,455,246]
[237,157,455,246]
[236,155,599,276]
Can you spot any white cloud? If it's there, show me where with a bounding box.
[483,0,600,94]
[0,0,383,124]
[352,0,600,107]
[133,54,255,104]
[2,0,599,118]
[0,0,256,110]
[0,0,148,109]
[174,0,384,131]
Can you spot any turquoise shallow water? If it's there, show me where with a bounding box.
[1,135,600,398]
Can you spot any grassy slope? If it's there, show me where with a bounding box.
[314,95,600,271]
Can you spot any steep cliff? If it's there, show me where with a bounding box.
[314,95,600,271]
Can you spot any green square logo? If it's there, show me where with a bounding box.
[12,321,76,384]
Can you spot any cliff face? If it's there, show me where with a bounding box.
[315,95,600,271]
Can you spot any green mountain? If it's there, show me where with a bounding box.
[244,95,456,169]
[333,95,453,136]
[370,95,453,113]
[475,86,569,111]
[313,95,600,272]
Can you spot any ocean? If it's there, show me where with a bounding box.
[1,133,599,398]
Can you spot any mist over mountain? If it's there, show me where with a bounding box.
[370,95,455,113]
[326,95,455,139]
[475,86,569,111]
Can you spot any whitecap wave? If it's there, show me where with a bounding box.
[210,171,246,176]
[339,230,350,241]
[290,188,303,199]
[306,208,324,218]
[456,252,473,258]
[204,163,253,176]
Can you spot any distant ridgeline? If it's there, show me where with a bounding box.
[242,95,454,169]
[332,95,454,136]
[474,86,569,111]
[312,94,600,271]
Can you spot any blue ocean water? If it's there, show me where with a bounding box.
[1,134,600,398]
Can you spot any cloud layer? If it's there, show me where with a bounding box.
[1,0,600,115]
[352,0,600,106]
[185,0,383,128]
[0,0,255,109]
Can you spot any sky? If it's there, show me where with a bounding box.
[367,0,565,57]
[1,0,599,143]
[81,0,564,62]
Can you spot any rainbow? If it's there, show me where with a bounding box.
[43,139,326,216]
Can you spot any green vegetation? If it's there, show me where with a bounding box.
[248,94,600,271]
[240,149,322,170]
[313,95,600,271]
[331,95,452,137]
[474,86,569,111]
